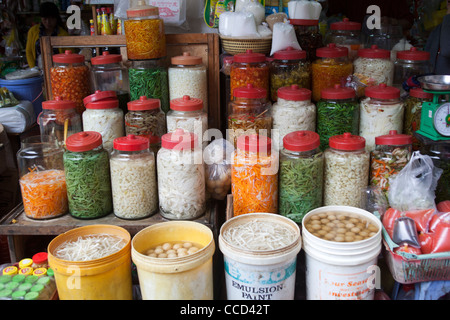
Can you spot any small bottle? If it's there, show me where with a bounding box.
[32,252,48,269]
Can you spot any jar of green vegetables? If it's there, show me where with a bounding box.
[403,88,433,150]
[64,131,112,219]
[316,84,359,151]
[279,131,323,223]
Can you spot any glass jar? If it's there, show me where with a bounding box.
[90,51,130,114]
[316,84,359,151]
[394,47,431,94]
[124,1,166,60]
[324,132,370,207]
[64,131,112,219]
[128,59,169,113]
[82,90,124,153]
[324,18,363,61]
[157,129,205,220]
[231,134,278,216]
[404,88,433,150]
[279,131,323,223]
[39,97,82,147]
[230,49,269,100]
[290,19,323,63]
[370,130,412,193]
[17,135,67,220]
[227,84,272,148]
[354,45,394,87]
[270,46,311,101]
[360,84,403,152]
[168,52,208,113]
[221,55,234,118]
[272,85,315,150]
[50,50,91,114]
[125,96,167,154]
[311,44,353,102]
[110,135,158,220]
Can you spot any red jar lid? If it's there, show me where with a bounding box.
[170,95,203,111]
[84,90,119,109]
[273,46,307,60]
[161,128,197,150]
[289,19,319,26]
[277,85,311,101]
[237,134,272,153]
[113,134,149,151]
[42,96,77,110]
[127,2,159,18]
[330,18,361,31]
[375,130,412,146]
[365,83,400,100]
[52,50,85,64]
[396,47,430,61]
[233,49,266,63]
[357,45,390,59]
[283,130,320,152]
[409,88,434,100]
[233,83,267,99]
[316,43,348,58]
[128,96,161,111]
[329,132,366,151]
[321,84,355,100]
[66,131,102,152]
[32,252,48,265]
[91,51,122,65]
[171,52,202,65]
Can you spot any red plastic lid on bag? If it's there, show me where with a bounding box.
[113,134,149,151]
[83,90,119,109]
[409,88,434,100]
[316,43,348,58]
[365,83,400,100]
[42,96,77,110]
[375,130,413,146]
[171,52,202,65]
[357,45,390,59]
[321,84,356,100]
[289,19,319,26]
[330,18,361,31]
[127,96,161,111]
[52,50,85,63]
[397,47,430,61]
[233,83,267,99]
[237,134,272,153]
[91,51,122,65]
[273,47,307,60]
[277,85,311,101]
[283,131,320,152]
[161,128,197,150]
[170,95,203,111]
[329,132,366,151]
[66,131,102,152]
[233,49,266,63]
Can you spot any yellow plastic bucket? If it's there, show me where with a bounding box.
[131,221,215,300]
[47,224,133,300]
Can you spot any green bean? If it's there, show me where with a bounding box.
[129,67,169,113]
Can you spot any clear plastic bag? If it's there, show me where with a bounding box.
[204,138,234,200]
[270,21,301,56]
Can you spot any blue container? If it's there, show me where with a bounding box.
[0,76,44,115]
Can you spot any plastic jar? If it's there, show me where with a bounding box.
[90,51,130,114]
[32,252,48,269]
[168,52,208,113]
[393,47,431,93]
[324,18,363,61]
[227,84,272,148]
[125,96,167,155]
[316,84,359,151]
[354,45,394,88]
[270,47,311,101]
[64,131,113,219]
[128,59,169,113]
[50,50,91,114]
[124,1,166,60]
[370,130,412,192]
[324,133,370,207]
[311,44,353,102]
[360,84,403,152]
[17,135,67,220]
[39,97,82,147]
[404,88,433,149]
[110,135,158,220]
[231,134,278,216]
[279,131,324,223]
[157,129,205,220]
[290,19,323,63]
[272,85,315,150]
[230,49,269,100]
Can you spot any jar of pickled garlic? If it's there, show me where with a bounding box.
[403,88,433,150]
[353,45,394,89]
[324,18,362,61]
[17,135,67,220]
[323,132,370,207]
[124,1,166,60]
[232,134,278,216]
[230,49,269,100]
[125,96,166,154]
[316,84,359,151]
[393,47,431,94]
[311,44,352,102]
[110,135,158,220]
[279,131,323,223]
[227,84,272,148]
[39,97,82,147]
[290,19,323,63]
[270,46,311,101]
[157,129,205,220]
[50,50,91,114]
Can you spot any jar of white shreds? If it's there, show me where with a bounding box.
[157,129,206,220]
[354,45,394,86]
[110,135,158,220]
[323,132,370,207]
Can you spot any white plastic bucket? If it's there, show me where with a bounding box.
[302,206,382,300]
[219,213,302,300]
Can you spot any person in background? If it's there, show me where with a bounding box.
[25,1,69,68]
[425,1,450,75]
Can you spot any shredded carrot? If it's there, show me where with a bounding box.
[19,169,68,219]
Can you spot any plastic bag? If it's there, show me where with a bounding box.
[149,0,189,30]
[235,0,265,25]
[114,0,129,20]
[270,21,301,56]
[219,11,260,38]
[204,139,234,200]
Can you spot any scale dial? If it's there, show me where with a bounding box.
[433,103,450,136]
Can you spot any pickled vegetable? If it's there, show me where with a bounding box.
[270,62,311,101]
[129,67,169,113]
[230,64,269,99]
[370,147,410,192]
[312,59,353,102]
[124,19,166,60]
[125,110,166,144]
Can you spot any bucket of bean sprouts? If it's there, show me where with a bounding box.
[47,225,132,300]
[219,213,302,300]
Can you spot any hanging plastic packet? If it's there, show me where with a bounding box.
[204,0,235,28]
[270,21,301,56]
[204,138,234,200]
[235,0,265,25]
